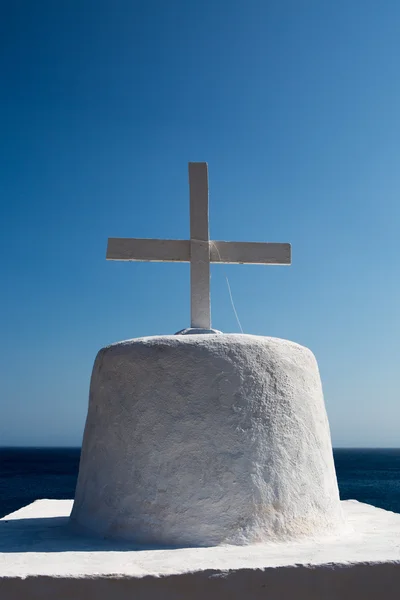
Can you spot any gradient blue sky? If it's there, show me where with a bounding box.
[1,0,399,447]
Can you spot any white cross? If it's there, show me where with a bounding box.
[106,162,291,330]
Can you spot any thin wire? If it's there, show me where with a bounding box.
[224,275,244,333]
[210,241,244,333]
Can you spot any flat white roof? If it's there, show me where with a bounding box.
[1,499,400,579]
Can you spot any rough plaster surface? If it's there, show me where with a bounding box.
[71,334,343,546]
[1,500,400,600]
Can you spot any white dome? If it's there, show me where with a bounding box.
[71,334,344,546]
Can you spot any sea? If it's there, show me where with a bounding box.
[1,447,400,519]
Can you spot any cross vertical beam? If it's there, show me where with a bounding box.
[189,162,210,329]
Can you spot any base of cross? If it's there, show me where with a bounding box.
[175,328,222,335]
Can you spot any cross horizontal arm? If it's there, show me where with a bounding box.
[107,238,291,265]
[106,238,190,262]
[210,241,291,265]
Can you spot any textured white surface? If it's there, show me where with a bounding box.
[2,500,400,600]
[1,499,400,576]
[71,334,343,546]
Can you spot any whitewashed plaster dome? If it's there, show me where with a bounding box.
[71,334,344,546]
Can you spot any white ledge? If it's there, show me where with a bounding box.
[1,500,400,579]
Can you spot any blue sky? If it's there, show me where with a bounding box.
[1,0,399,446]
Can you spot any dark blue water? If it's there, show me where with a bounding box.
[1,447,400,518]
